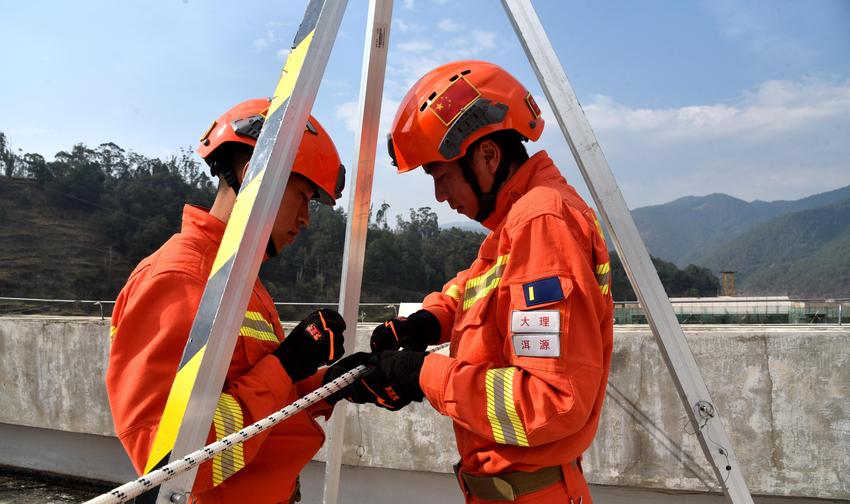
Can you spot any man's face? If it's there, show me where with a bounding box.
[270,173,315,251]
[424,161,479,220]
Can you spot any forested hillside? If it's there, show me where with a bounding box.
[632,187,850,267]
[699,199,850,297]
[0,132,721,318]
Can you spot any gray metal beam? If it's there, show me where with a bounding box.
[500,1,754,502]
[323,1,394,503]
[153,2,348,502]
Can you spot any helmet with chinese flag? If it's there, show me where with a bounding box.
[197,98,345,205]
[387,60,544,173]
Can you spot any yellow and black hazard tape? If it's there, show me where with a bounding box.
[142,0,331,480]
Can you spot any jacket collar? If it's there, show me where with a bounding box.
[480,150,563,231]
[181,204,227,245]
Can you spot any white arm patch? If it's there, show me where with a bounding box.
[511,310,560,357]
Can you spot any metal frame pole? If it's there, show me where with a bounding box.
[500,1,754,502]
[152,2,348,502]
[322,1,393,503]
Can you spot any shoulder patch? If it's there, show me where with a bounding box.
[523,277,564,307]
[511,310,560,358]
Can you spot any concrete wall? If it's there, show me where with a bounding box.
[0,317,847,500]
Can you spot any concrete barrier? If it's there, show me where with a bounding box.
[0,317,847,500]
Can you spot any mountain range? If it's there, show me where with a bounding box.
[629,185,850,297]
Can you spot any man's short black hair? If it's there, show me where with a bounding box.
[465,129,530,167]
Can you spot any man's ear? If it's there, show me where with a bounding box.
[474,139,501,176]
[231,148,252,184]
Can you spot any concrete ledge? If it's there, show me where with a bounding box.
[0,317,847,499]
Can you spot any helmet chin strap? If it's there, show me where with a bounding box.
[266,237,279,258]
[457,155,512,223]
[222,168,242,193]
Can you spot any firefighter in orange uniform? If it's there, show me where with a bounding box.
[107,98,351,503]
[337,61,614,502]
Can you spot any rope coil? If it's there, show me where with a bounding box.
[84,365,368,504]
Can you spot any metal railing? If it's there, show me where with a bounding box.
[0,296,846,325]
[614,297,849,325]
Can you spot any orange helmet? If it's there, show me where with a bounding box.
[197,98,345,205]
[387,60,544,172]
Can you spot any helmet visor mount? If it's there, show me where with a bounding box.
[231,115,265,141]
[387,134,398,167]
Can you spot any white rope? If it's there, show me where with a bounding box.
[84,365,368,504]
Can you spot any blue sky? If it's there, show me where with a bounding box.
[2,0,848,225]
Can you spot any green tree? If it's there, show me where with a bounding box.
[611,252,720,301]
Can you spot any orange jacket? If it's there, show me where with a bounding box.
[107,205,331,504]
[419,151,614,476]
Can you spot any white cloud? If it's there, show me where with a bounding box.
[384,23,505,92]
[253,29,276,50]
[335,97,401,138]
[335,101,360,133]
[583,78,850,143]
[471,30,497,50]
[564,77,850,207]
[253,22,286,51]
[397,40,435,52]
[437,18,462,32]
[403,0,414,9]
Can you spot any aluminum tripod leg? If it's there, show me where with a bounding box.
[322,1,394,503]
[149,2,348,502]
[500,1,754,502]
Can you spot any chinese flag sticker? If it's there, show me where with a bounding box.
[429,77,480,126]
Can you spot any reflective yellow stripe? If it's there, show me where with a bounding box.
[212,393,245,486]
[485,367,529,447]
[445,284,461,302]
[501,368,529,446]
[240,311,279,343]
[109,325,117,343]
[463,255,509,311]
[594,218,605,239]
[485,370,505,444]
[596,261,611,296]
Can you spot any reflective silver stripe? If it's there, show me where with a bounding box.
[240,311,279,342]
[463,255,509,311]
[485,368,529,447]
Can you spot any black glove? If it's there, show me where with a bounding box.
[274,309,345,382]
[329,351,426,410]
[370,310,441,352]
[322,352,376,406]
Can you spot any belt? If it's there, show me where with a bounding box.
[455,463,574,502]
